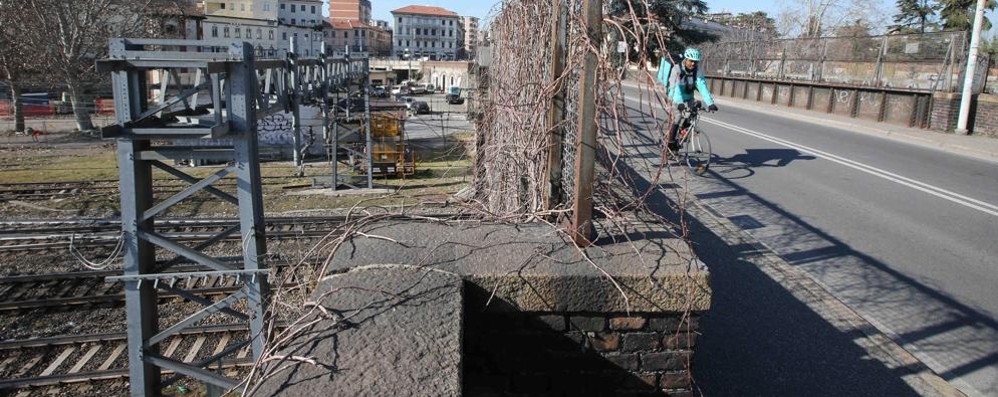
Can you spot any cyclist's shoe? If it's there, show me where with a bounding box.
[708,104,719,112]
[667,141,680,151]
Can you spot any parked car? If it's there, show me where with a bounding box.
[446,95,465,105]
[391,85,409,96]
[372,86,387,98]
[336,97,366,113]
[411,84,428,95]
[410,101,430,115]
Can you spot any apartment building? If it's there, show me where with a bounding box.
[462,16,478,60]
[328,0,371,23]
[201,0,324,57]
[324,20,392,56]
[391,5,465,61]
[322,0,390,57]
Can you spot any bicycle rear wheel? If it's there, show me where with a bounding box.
[683,129,711,174]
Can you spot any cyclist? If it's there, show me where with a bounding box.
[659,48,718,151]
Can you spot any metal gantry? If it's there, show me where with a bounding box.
[98,38,371,396]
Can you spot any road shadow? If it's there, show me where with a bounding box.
[717,148,816,168]
[603,153,924,396]
[614,99,998,395]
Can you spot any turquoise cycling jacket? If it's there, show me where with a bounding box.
[657,58,715,107]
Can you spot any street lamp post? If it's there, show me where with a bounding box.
[405,48,413,84]
[956,0,988,135]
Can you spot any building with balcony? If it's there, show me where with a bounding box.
[391,5,465,61]
[462,16,479,60]
[201,0,324,57]
[324,20,392,57]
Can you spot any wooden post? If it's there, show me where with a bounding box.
[545,0,568,213]
[571,0,602,246]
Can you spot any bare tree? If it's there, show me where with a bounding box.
[778,0,891,37]
[0,0,31,132]
[18,0,166,132]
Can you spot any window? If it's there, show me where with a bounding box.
[257,28,262,39]
[344,31,348,38]
[280,3,285,9]
[264,3,270,11]
[415,28,420,35]
[223,27,230,38]
[283,31,287,40]
[235,27,241,38]
[211,26,218,37]
[291,18,296,25]
[240,3,244,11]
[220,3,225,9]
[398,17,402,23]
[290,4,295,12]
[269,30,274,40]
[311,5,316,13]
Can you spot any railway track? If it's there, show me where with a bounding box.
[0,175,326,202]
[0,216,349,251]
[0,324,257,389]
[0,265,313,312]
[0,213,469,251]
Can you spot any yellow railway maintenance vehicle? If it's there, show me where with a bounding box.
[362,111,416,177]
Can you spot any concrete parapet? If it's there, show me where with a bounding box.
[253,265,463,396]
[257,220,711,396]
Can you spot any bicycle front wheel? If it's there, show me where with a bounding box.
[683,129,711,174]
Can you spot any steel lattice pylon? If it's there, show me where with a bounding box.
[98,39,370,396]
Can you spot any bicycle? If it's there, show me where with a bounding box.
[671,100,713,174]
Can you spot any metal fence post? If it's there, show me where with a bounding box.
[290,38,304,175]
[874,35,888,86]
[546,1,568,212]
[777,41,787,80]
[571,0,602,245]
[364,57,373,189]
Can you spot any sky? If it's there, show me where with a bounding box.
[323,0,997,39]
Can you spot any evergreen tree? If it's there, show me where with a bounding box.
[608,0,718,60]
[939,0,996,32]
[891,0,940,33]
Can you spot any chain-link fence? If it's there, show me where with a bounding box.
[700,31,988,93]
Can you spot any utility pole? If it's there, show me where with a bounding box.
[956,0,987,135]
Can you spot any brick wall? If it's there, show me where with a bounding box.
[930,93,960,132]
[974,95,998,138]
[464,308,702,396]
[929,93,998,136]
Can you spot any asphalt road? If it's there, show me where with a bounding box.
[619,81,998,396]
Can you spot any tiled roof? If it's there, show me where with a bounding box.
[328,19,388,31]
[391,5,459,17]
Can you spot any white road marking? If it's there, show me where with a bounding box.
[702,117,998,217]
